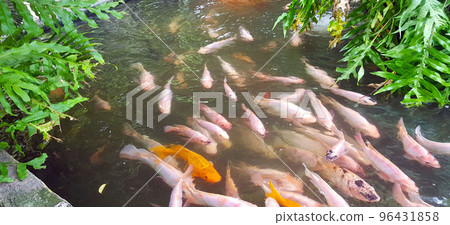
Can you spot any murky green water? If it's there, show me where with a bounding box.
[33,0,449,207]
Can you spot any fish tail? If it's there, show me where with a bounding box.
[354,132,367,149]
[265,180,281,200]
[130,62,144,72]
[415,125,422,138]
[119,144,147,161]
[122,122,138,137]
[163,125,176,133]
[302,163,313,179]
[397,117,407,137]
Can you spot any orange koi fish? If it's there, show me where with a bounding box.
[265,180,301,207]
[150,145,221,183]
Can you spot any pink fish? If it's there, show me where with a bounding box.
[239,25,254,42]
[164,125,211,145]
[200,103,232,130]
[254,71,305,86]
[354,133,419,193]
[325,130,346,161]
[131,62,156,91]
[397,118,440,168]
[415,125,450,155]
[201,64,213,89]
[198,35,237,54]
[329,88,377,105]
[224,77,237,102]
[195,118,229,140]
[241,103,266,137]
[158,76,174,114]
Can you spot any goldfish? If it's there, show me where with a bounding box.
[186,118,218,155]
[90,144,108,164]
[241,163,303,194]
[320,95,380,138]
[290,32,302,47]
[233,52,256,64]
[224,77,238,102]
[301,57,338,89]
[164,125,212,145]
[198,35,237,54]
[253,71,306,86]
[265,197,280,207]
[329,88,377,105]
[241,103,266,137]
[415,125,450,155]
[276,190,324,207]
[225,161,239,198]
[314,159,380,203]
[257,98,316,125]
[397,118,440,168]
[158,76,174,115]
[261,40,277,51]
[200,103,232,130]
[184,184,256,207]
[201,64,213,89]
[122,123,163,149]
[93,94,111,111]
[239,25,254,42]
[131,62,155,91]
[265,180,301,207]
[150,145,221,183]
[303,163,350,207]
[354,133,419,193]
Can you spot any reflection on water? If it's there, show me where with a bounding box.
[32,0,449,206]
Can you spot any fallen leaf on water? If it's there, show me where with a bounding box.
[98,183,107,194]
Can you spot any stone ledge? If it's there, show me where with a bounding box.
[0,151,72,207]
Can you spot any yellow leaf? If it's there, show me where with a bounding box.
[98,183,107,194]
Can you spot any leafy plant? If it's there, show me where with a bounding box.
[275,0,450,107]
[0,0,125,182]
[0,153,47,182]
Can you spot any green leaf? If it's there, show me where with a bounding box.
[0,163,14,183]
[0,142,9,150]
[25,153,47,170]
[0,0,16,35]
[16,163,28,181]
[50,97,88,113]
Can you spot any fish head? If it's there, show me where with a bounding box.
[349,179,380,202]
[422,155,441,168]
[200,137,212,145]
[204,167,222,183]
[220,121,232,130]
[362,97,377,105]
[325,149,338,161]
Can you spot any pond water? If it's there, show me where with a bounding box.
[33,0,449,207]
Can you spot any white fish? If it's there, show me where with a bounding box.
[201,64,214,89]
[164,124,212,145]
[241,164,303,194]
[320,94,380,138]
[131,62,156,91]
[200,103,232,130]
[278,190,324,207]
[216,56,241,80]
[329,88,377,105]
[158,76,174,114]
[169,165,193,207]
[325,130,347,161]
[415,125,450,155]
[198,35,237,54]
[186,118,218,155]
[241,103,266,137]
[224,77,237,102]
[303,163,350,207]
[195,118,230,140]
[184,184,256,207]
[265,197,280,207]
[397,118,440,168]
[257,98,316,125]
[225,161,239,198]
[301,57,338,89]
[354,133,418,193]
[239,25,254,42]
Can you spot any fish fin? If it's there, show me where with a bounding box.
[302,163,312,178]
[415,125,422,138]
[354,132,367,149]
[119,144,147,160]
[397,117,407,136]
[263,91,270,99]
